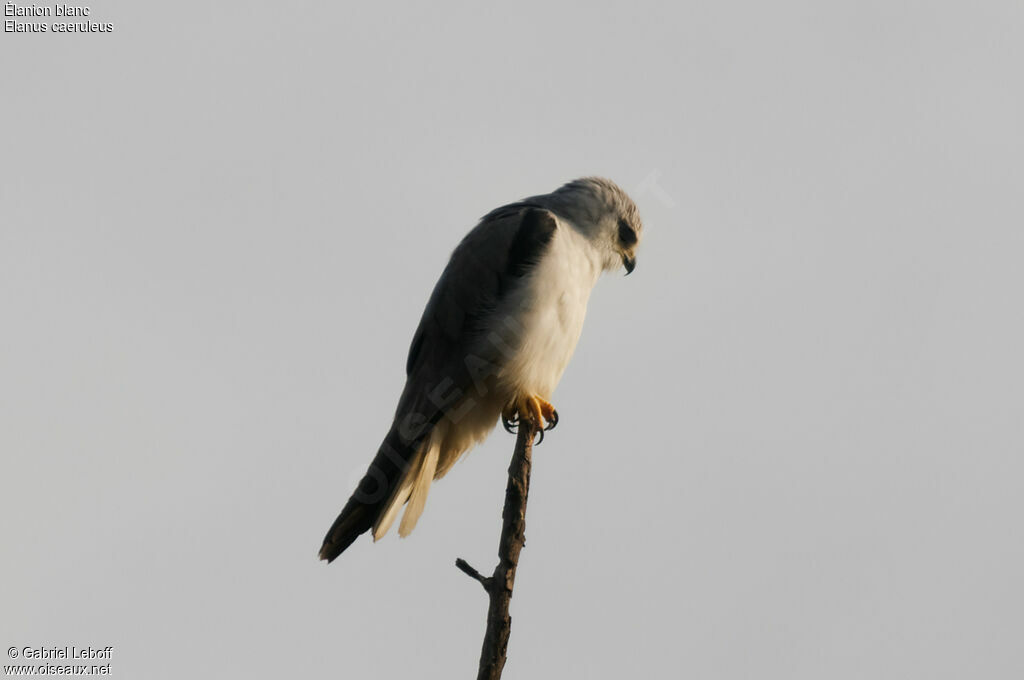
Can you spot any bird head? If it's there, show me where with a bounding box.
[547,177,643,275]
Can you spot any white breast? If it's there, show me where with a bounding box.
[498,221,603,399]
[433,219,606,481]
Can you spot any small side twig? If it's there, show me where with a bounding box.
[455,558,491,590]
[455,420,537,680]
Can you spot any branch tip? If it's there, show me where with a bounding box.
[455,557,491,591]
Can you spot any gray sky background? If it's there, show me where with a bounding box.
[2,2,1022,678]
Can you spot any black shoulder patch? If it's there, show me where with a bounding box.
[506,208,557,279]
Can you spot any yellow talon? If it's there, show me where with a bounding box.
[502,394,559,434]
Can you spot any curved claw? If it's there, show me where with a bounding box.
[503,395,557,443]
[502,414,519,434]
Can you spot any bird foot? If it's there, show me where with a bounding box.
[501,394,559,443]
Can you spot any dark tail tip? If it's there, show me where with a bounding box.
[320,428,414,563]
[319,503,374,564]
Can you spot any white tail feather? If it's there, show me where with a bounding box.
[434,446,465,480]
[372,423,448,541]
[399,424,445,537]
[372,456,418,541]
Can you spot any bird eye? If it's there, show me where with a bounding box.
[617,219,637,246]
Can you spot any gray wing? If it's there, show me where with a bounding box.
[398,204,558,422]
[318,205,557,562]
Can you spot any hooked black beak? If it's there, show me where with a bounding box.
[623,255,636,275]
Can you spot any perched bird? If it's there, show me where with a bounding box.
[319,177,643,562]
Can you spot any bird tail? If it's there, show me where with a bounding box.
[377,421,446,540]
[318,422,447,563]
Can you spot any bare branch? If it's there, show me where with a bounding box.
[456,421,538,680]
